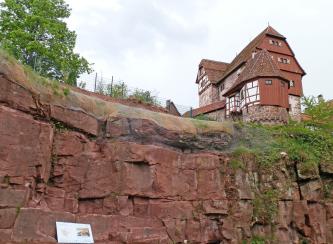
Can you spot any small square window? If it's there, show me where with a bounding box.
[290,80,295,87]
[265,80,272,85]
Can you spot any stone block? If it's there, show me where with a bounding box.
[300,180,323,201]
[0,188,26,208]
[0,77,36,113]
[54,131,91,156]
[0,208,17,229]
[0,105,53,181]
[50,105,101,136]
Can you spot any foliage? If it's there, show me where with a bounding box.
[106,82,128,99]
[302,96,333,132]
[96,80,160,106]
[96,80,129,99]
[78,81,86,89]
[250,236,266,244]
[52,120,68,132]
[130,88,159,105]
[252,188,279,224]
[230,146,254,169]
[231,96,333,167]
[194,114,215,121]
[0,0,92,85]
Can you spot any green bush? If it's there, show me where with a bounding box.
[130,88,159,105]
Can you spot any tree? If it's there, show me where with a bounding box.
[302,96,333,132]
[0,0,92,85]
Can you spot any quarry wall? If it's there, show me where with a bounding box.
[0,55,333,243]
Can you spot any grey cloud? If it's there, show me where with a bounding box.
[67,0,333,106]
[72,0,208,61]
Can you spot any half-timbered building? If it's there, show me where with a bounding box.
[193,26,305,124]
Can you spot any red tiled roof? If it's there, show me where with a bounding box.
[224,49,288,95]
[196,59,229,84]
[218,26,286,83]
[183,100,226,117]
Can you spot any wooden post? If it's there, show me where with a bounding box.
[190,107,193,118]
[94,72,97,92]
[110,76,114,96]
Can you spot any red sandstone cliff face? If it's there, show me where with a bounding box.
[0,54,333,243]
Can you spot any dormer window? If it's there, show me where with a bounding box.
[289,80,295,87]
[269,39,282,46]
[278,57,290,64]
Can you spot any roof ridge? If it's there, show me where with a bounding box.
[217,29,267,81]
[217,26,286,82]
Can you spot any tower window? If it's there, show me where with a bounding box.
[265,80,272,85]
[278,58,290,64]
[269,39,282,46]
[289,80,295,87]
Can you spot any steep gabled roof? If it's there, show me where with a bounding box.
[196,59,229,84]
[224,49,288,95]
[218,26,286,83]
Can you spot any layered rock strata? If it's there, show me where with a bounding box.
[0,53,332,243]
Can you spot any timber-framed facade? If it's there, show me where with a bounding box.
[192,26,305,124]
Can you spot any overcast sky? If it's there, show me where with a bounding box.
[66,0,333,108]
